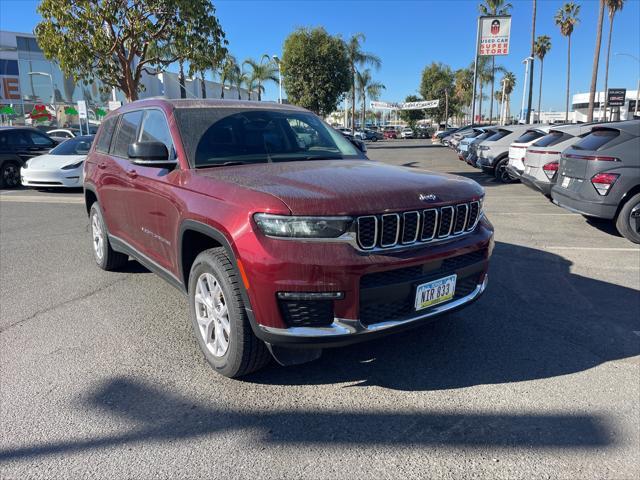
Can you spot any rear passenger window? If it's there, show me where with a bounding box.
[573,129,620,151]
[533,131,571,147]
[139,110,176,159]
[111,111,143,158]
[486,130,510,141]
[95,117,116,153]
[515,131,544,143]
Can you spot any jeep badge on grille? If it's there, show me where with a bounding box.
[419,193,438,202]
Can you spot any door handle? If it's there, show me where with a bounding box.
[97,162,107,169]
[126,169,138,179]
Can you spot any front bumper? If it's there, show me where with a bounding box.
[21,168,83,188]
[241,219,494,347]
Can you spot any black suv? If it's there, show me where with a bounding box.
[0,127,58,188]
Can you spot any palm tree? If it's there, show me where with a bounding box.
[478,0,513,124]
[356,69,385,128]
[499,71,516,123]
[534,35,551,123]
[555,2,581,122]
[218,55,238,99]
[587,0,606,121]
[475,56,492,122]
[243,55,278,101]
[345,34,381,133]
[602,0,625,119]
[454,66,474,123]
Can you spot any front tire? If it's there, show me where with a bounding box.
[616,193,640,244]
[188,248,270,378]
[495,159,514,183]
[89,203,128,270]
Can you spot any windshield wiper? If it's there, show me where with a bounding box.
[197,161,256,168]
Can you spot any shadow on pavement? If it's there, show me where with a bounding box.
[246,242,639,390]
[0,376,613,462]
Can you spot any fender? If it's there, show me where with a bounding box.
[178,219,264,339]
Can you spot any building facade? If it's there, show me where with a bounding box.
[0,30,254,127]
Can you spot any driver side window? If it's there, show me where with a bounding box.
[138,110,176,159]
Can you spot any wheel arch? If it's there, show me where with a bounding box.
[84,185,99,215]
[615,183,640,220]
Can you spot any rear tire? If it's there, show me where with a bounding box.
[615,193,640,244]
[1,161,21,188]
[188,248,270,378]
[89,203,128,270]
[495,159,514,183]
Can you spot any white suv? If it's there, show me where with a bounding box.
[400,127,414,139]
[506,127,550,180]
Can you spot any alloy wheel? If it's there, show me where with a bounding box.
[91,213,104,260]
[194,272,230,357]
[2,164,20,187]
[630,203,640,234]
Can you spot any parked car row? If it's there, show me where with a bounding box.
[443,120,640,243]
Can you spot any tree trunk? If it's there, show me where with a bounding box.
[362,92,366,129]
[479,81,484,123]
[179,60,186,99]
[257,83,262,101]
[565,35,571,122]
[200,72,206,99]
[351,65,356,134]
[587,0,605,122]
[220,76,225,99]
[537,58,544,122]
[602,11,615,120]
[489,56,495,125]
[526,0,537,123]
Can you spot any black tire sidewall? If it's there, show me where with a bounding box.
[1,161,21,188]
[616,193,640,244]
[188,251,246,376]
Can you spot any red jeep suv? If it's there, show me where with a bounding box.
[84,99,493,377]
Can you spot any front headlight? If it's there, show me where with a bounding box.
[61,160,84,170]
[254,213,353,238]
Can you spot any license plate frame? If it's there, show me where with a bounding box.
[414,274,457,311]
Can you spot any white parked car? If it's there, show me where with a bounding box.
[46,128,80,140]
[21,135,93,188]
[506,126,550,179]
[400,127,414,139]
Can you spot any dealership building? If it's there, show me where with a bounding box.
[0,30,254,127]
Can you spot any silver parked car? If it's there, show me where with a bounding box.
[520,123,600,197]
[505,126,550,180]
[476,125,529,182]
[552,120,640,243]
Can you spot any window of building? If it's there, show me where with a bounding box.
[111,111,143,158]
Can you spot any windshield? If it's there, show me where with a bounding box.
[50,135,94,155]
[485,129,510,142]
[175,108,361,168]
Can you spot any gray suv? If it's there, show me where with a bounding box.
[551,120,640,243]
[476,125,529,183]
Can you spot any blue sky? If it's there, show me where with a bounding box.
[2,0,639,111]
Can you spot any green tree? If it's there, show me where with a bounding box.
[498,71,516,123]
[454,66,474,122]
[602,0,625,117]
[588,0,606,121]
[219,54,239,99]
[188,32,228,100]
[243,55,278,101]
[399,95,424,129]
[534,35,551,122]
[356,69,385,127]
[419,62,456,125]
[345,34,381,133]
[478,0,513,124]
[281,27,351,115]
[555,2,581,122]
[35,0,226,102]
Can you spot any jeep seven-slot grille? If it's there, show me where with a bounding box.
[356,201,481,250]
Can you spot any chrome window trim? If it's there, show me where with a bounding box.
[453,204,469,235]
[258,275,488,337]
[380,213,400,247]
[401,211,421,244]
[421,208,438,241]
[438,206,455,238]
[356,215,378,250]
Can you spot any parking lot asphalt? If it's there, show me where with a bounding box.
[1,139,639,479]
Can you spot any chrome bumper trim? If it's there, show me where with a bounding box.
[258,275,488,338]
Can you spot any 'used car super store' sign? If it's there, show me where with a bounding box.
[479,16,511,56]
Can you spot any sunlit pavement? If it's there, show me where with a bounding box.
[1,139,638,479]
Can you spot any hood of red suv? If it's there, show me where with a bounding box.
[194,160,484,215]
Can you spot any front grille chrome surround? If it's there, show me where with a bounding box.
[355,201,482,252]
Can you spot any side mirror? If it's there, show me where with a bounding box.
[128,141,174,166]
[349,137,367,153]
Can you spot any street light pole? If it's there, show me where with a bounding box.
[272,54,282,104]
[520,57,533,123]
[500,78,507,125]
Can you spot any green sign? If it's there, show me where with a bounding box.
[95,108,107,117]
[0,106,16,115]
[65,107,78,115]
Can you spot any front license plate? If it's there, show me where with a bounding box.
[415,275,457,311]
[561,175,571,188]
